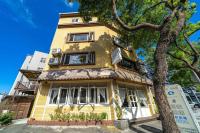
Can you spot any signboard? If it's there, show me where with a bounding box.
[112,48,122,65]
[165,84,200,133]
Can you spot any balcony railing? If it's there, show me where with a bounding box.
[14,81,39,95]
[118,57,138,71]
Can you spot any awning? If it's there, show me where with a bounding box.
[39,68,152,85]
[20,69,42,81]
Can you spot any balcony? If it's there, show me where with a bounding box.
[14,81,39,95]
[118,57,138,72]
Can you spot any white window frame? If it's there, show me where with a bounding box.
[79,87,88,104]
[72,18,79,23]
[58,87,69,105]
[97,87,108,104]
[49,88,59,105]
[70,33,89,42]
[136,90,148,107]
[47,86,109,106]
[88,87,97,104]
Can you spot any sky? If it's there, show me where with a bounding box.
[0,0,199,93]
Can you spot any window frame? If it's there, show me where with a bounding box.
[58,87,69,105]
[49,88,59,105]
[48,86,108,106]
[72,18,79,23]
[79,87,88,104]
[40,58,46,63]
[61,52,95,66]
[66,32,95,43]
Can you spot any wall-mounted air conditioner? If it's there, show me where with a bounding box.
[51,48,62,56]
[48,58,60,66]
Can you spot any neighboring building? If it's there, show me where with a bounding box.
[183,87,200,105]
[0,94,3,103]
[9,51,48,96]
[30,13,157,121]
[0,51,48,119]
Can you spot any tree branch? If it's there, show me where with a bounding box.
[135,1,167,25]
[112,0,161,31]
[184,33,199,55]
[167,52,196,71]
[174,41,193,56]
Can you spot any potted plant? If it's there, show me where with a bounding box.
[113,100,129,130]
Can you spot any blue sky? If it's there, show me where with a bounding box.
[0,0,199,93]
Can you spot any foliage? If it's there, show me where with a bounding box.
[114,89,122,120]
[49,111,108,122]
[70,0,200,131]
[0,112,13,125]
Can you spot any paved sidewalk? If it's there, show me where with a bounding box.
[0,120,162,133]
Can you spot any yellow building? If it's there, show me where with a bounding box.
[30,12,157,122]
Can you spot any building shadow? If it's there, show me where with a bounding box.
[129,123,162,133]
[139,125,162,133]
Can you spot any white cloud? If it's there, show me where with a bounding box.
[63,0,74,8]
[0,0,36,28]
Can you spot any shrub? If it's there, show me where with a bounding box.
[100,112,107,120]
[0,112,13,125]
[62,113,70,121]
[79,113,85,121]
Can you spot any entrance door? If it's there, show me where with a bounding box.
[118,87,151,119]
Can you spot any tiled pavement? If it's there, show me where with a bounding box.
[0,120,162,133]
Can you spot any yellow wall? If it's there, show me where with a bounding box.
[44,15,136,71]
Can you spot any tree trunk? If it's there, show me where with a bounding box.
[153,26,180,133]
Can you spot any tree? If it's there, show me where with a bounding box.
[71,0,200,132]
[144,23,200,89]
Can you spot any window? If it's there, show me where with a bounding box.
[89,88,97,103]
[137,90,148,107]
[59,88,68,104]
[62,52,95,65]
[49,85,108,105]
[119,88,129,107]
[70,87,79,104]
[66,32,94,42]
[40,58,46,63]
[128,89,138,107]
[72,18,79,23]
[49,89,59,104]
[37,67,43,71]
[80,87,87,104]
[99,88,107,103]
[118,57,136,70]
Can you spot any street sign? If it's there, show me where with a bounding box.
[165,84,200,133]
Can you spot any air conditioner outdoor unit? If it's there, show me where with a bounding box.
[51,48,62,56]
[48,58,60,66]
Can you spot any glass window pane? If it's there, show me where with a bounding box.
[137,90,148,107]
[59,89,68,104]
[69,54,88,64]
[80,88,87,104]
[99,88,107,103]
[70,88,79,104]
[69,34,74,41]
[119,88,128,107]
[49,90,59,104]
[89,88,96,103]
[74,34,88,41]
